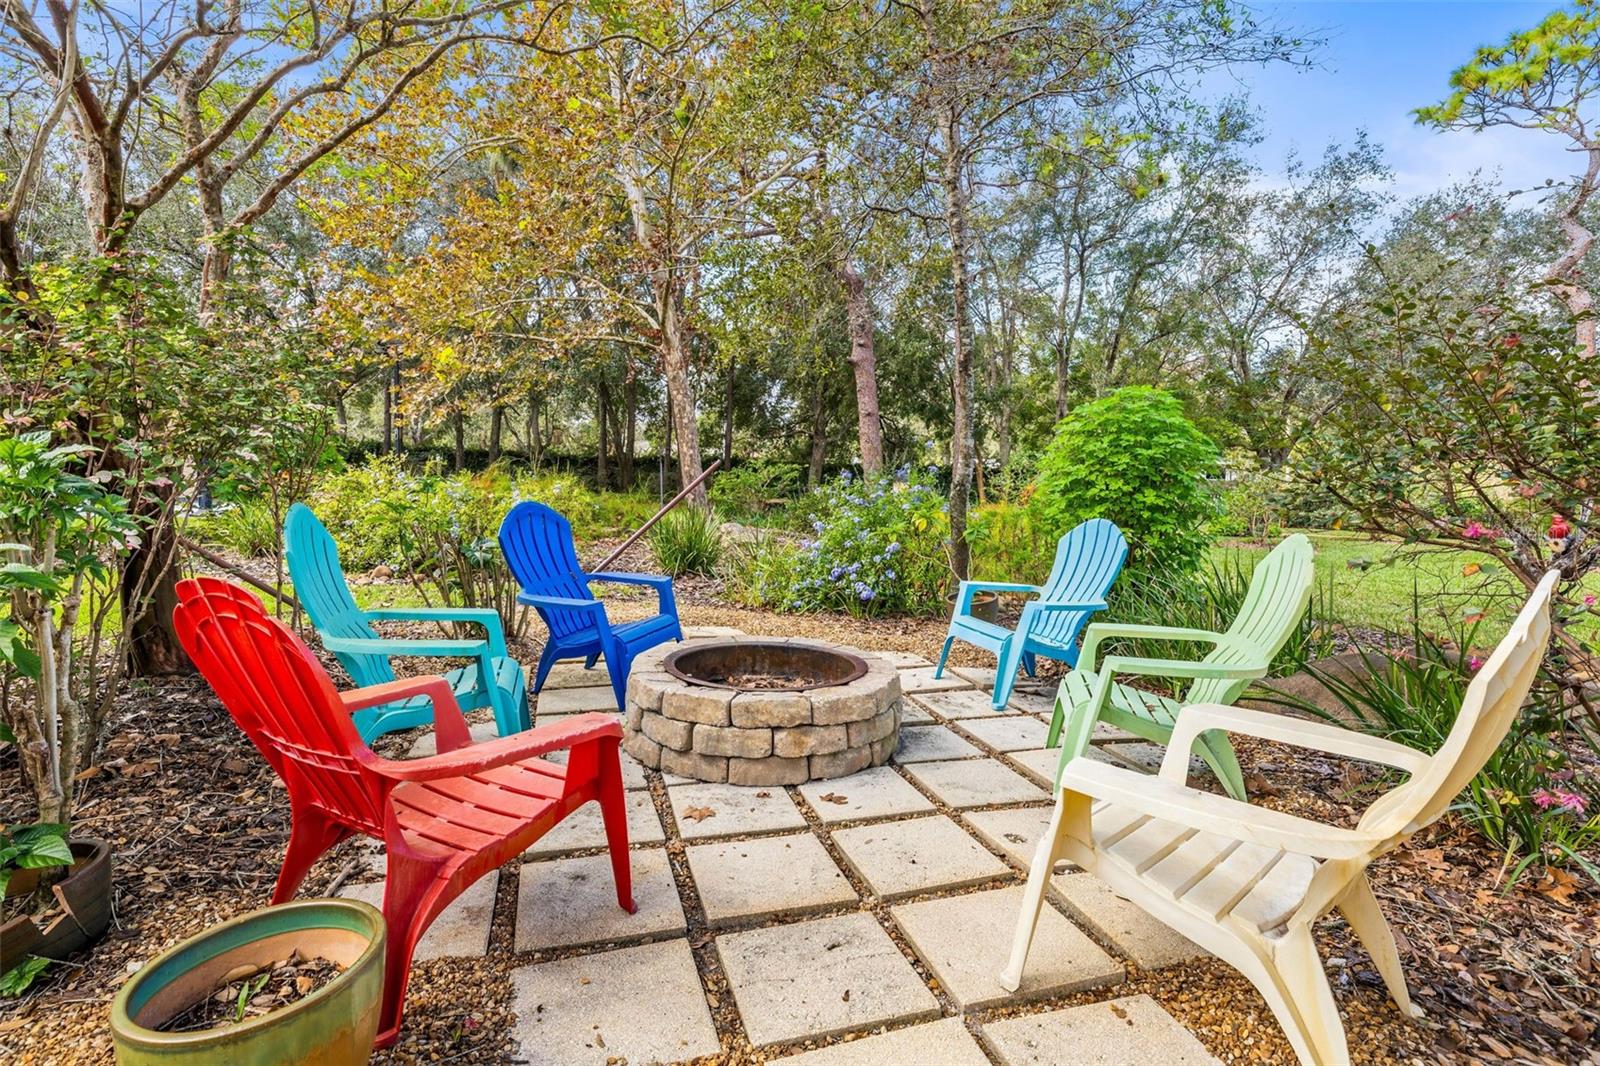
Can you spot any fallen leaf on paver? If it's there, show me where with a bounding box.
[818,792,849,805]
[579,976,591,985]
[683,806,716,822]
[1004,832,1026,843]
[841,989,850,1002]
[755,791,771,798]
[1110,1003,1128,1020]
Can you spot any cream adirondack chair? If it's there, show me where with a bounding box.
[1000,571,1558,1066]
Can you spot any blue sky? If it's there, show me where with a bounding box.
[1220,1,1577,199]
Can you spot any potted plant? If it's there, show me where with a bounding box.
[0,434,140,984]
[0,821,113,991]
[110,898,385,1065]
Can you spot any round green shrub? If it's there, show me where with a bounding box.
[1030,386,1219,575]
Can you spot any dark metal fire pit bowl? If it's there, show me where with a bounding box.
[623,637,902,785]
[664,640,868,692]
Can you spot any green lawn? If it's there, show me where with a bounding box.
[1212,530,1598,646]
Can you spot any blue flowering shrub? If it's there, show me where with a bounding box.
[787,469,951,616]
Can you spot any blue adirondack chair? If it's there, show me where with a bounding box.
[498,501,684,710]
[283,503,529,742]
[935,518,1128,708]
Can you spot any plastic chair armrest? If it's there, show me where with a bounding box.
[1162,704,1429,783]
[1080,622,1224,671]
[371,713,622,781]
[1059,759,1378,860]
[364,607,508,652]
[322,635,490,658]
[340,676,472,753]
[585,572,676,616]
[517,592,606,612]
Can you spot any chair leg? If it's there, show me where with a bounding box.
[1191,733,1248,801]
[374,862,451,1049]
[1338,875,1421,1019]
[605,642,630,712]
[584,652,600,670]
[993,637,1025,710]
[595,741,637,914]
[1021,651,1038,677]
[933,635,956,678]
[532,642,561,694]
[271,807,347,905]
[999,799,1067,991]
[1260,924,1350,1066]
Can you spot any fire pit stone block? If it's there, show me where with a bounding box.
[625,638,902,785]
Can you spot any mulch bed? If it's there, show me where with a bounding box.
[1,557,1596,1064]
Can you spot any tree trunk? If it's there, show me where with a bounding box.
[122,487,189,676]
[937,90,976,581]
[488,405,504,462]
[596,377,611,490]
[722,357,735,470]
[621,372,637,490]
[526,388,544,467]
[453,409,465,471]
[837,259,885,476]
[660,296,706,505]
[808,381,829,488]
[1549,142,1600,360]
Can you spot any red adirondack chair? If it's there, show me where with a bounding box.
[172,577,635,1047]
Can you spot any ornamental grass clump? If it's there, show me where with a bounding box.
[786,469,949,616]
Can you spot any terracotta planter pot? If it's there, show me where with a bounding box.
[110,898,385,1066]
[948,590,1002,625]
[0,837,112,973]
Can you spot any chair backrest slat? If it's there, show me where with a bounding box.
[1032,519,1128,646]
[174,577,388,836]
[284,503,393,687]
[1358,571,1557,842]
[1188,534,1316,705]
[499,502,598,640]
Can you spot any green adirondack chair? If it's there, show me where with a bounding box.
[1046,533,1315,800]
[284,503,530,743]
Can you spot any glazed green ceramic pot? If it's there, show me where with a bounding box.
[110,898,384,1066]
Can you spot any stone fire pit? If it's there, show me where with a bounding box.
[623,638,901,785]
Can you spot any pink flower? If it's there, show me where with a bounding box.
[1532,788,1589,815]
[1468,656,1482,671]
[1586,595,1597,608]
[1462,521,1488,540]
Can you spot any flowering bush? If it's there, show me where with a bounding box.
[786,469,951,616]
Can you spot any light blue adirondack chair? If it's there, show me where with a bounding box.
[935,519,1128,708]
[283,503,529,742]
[498,501,684,710]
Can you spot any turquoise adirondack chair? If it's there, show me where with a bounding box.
[498,501,683,711]
[935,519,1128,709]
[283,503,529,742]
[1046,533,1316,800]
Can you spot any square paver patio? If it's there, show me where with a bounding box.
[901,758,1047,809]
[894,725,981,763]
[688,832,857,925]
[980,994,1220,1064]
[540,661,613,690]
[897,666,972,693]
[667,781,808,839]
[899,699,936,724]
[716,912,940,1047]
[956,715,1051,752]
[340,872,497,960]
[962,807,1071,872]
[775,1017,991,1066]
[1049,872,1206,969]
[831,815,1011,899]
[911,689,1013,719]
[514,849,686,952]
[535,685,619,715]
[881,651,933,668]
[797,767,935,823]
[890,887,1121,1009]
[523,791,664,858]
[405,720,500,757]
[1006,747,1065,790]
[508,938,720,1064]
[536,744,649,790]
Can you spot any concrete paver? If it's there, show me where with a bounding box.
[891,887,1121,1009]
[716,912,940,1047]
[508,938,720,1064]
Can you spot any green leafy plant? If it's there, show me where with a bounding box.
[649,507,724,577]
[710,461,802,521]
[0,434,139,827]
[721,531,804,609]
[189,498,281,559]
[1214,448,1285,542]
[1030,387,1219,576]
[0,956,50,997]
[0,822,73,998]
[1259,602,1599,885]
[786,470,950,617]
[965,501,1047,584]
